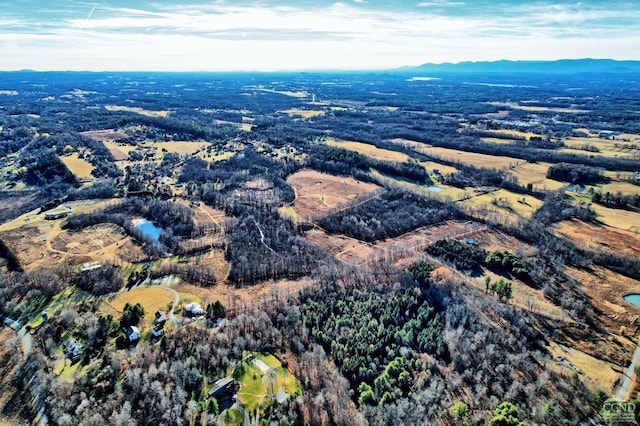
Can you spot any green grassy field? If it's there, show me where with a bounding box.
[233,352,301,414]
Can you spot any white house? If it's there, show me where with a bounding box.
[184,303,204,316]
[126,326,141,341]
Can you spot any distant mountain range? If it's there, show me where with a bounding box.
[399,59,640,74]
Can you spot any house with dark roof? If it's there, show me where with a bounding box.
[207,377,236,401]
[63,338,83,362]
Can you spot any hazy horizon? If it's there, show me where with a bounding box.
[2,0,640,72]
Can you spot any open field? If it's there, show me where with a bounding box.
[420,146,523,170]
[488,101,589,114]
[568,266,640,340]
[105,105,169,118]
[506,162,566,191]
[80,129,128,142]
[591,204,640,232]
[308,220,487,265]
[0,200,143,269]
[280,108,324,118]
[102,286,175,326]
[368,170,469,201]
[480,137,523,145]
[251,87,308,98]
[547,341,622,394]
[102,141,136,160]
[144,141,208,155]
[563,136,639,159]
[234,352,300,414]
[599,180,640,197]
[284,168,381,218]
[59,153,95,180]
[462,189,544,219]
[326,138,410,162]
[554,219,640,256]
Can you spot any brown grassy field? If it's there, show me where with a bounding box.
[80,129,128,142]
[103,287,175,326]
[368,170,469,201]
[480,137,522,145]
[105,105,169,118]
[599,180,640,197]
[145,141,208,155]
[554,219,640,256]
[285,169,381,218]
[102,141,136,160]
[547,342,621,393]
[280,108,324,118]
[0,200,146,270]
[562,136,639,159]
[417,146,523,170]
[326,138,410,162]
[462,189,544,219]
[568,266,640,339]
[506,162,566,191]
[308,221,487,266]
[591,204,640,232]
[60,153,95,180]
[487,101,588,114]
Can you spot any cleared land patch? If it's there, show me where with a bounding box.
[369,170,468,201]
[554,219,640,256]
[462,189,544,219]
[285,169,381,218]
[591,204,640,232]
[506,162,566,191]
[563,136,639,159]
[59,153,95,180]
[104,286,175,326]
[105,105,169,118]
[326,138,410,162]
[280,108,324,118]
[488,101,589,114]
[417,146,523,170]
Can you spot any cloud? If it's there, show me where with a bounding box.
[1,0,639,71]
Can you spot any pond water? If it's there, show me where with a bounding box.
[427,186,444,193]
[134,219,163,243]
[624,294,640,307]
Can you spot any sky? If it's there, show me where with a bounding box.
[1,0,639,71]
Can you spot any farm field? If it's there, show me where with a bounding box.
[461,188,544,219]
[80,129,128,142]
[102,140,136,160]
[102,286,176,327]
[369,170,469,201]
[563,136,639,158]
[592,204,640,232]
[105,105,170,117]
[554,219,640,256]
[284,168,381,218]
[598,180,640,197]
[487,101,589,114]
[506,162,566,191]
[480,137,523,145]
[414,145,523,170]
[280,108,324,118]
[59,153,95,180]
[326,138,410,162]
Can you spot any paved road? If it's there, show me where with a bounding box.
[616,340,640,400]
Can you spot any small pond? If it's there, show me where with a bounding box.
[134,219,163,243]
[623,294,640,307]
[427,186,444,193]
